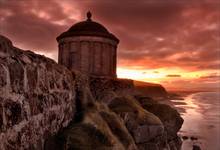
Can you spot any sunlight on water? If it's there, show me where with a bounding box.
[172,92,220,150]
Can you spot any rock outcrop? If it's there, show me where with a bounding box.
[134,81,168,99]
[135,96,183,149]
[0,35,183,150]
[89,77,183,150]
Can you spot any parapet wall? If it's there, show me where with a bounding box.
[0,35,76,149]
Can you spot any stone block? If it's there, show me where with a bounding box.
[0,100,3,131]
[0,64,7,88]
[27,93,44,115]
[8,61,24,93]
[4,99,22,127]
[26,64,38,91]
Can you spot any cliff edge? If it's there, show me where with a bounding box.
[0,35,183,150]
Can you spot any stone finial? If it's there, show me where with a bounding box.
[87,11,92,21]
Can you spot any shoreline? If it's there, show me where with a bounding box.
[167,92,202,150]
[166,91,220,150]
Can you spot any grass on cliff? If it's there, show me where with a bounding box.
[55,103,134,150]
[99,111,133,148]
[83,103,136,150]
[45,123,113,150]
[59,123,113,150]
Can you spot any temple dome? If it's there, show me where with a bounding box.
[56,12,119,42]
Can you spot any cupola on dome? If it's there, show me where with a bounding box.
[57,12,119,42]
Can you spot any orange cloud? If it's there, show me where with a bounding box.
[0,0,219,91]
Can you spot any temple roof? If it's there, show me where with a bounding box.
[56,11,119,42]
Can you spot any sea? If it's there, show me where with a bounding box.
[171,92,220,150]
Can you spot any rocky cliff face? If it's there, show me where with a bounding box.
[0,35,183,150]
[88,77,183,150]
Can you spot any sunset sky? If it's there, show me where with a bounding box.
[0,0,219,91]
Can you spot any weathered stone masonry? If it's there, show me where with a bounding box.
[0,35,76,150]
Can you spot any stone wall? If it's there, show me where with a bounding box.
[0,35,76,149]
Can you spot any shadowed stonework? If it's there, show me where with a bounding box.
[57,12,119,78]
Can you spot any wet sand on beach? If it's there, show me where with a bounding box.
[168,92,220,150]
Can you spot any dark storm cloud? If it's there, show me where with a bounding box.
[166,75,181,78]
[78,0,219,71]
[76,0,186,50]
[0,0,219,72]
[197,63,220,70]
[200,74,220,79]
[0,0,74,52]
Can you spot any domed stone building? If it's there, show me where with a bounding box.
[57,12,119,77]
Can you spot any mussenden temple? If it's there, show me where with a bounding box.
[57,12,119,78]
